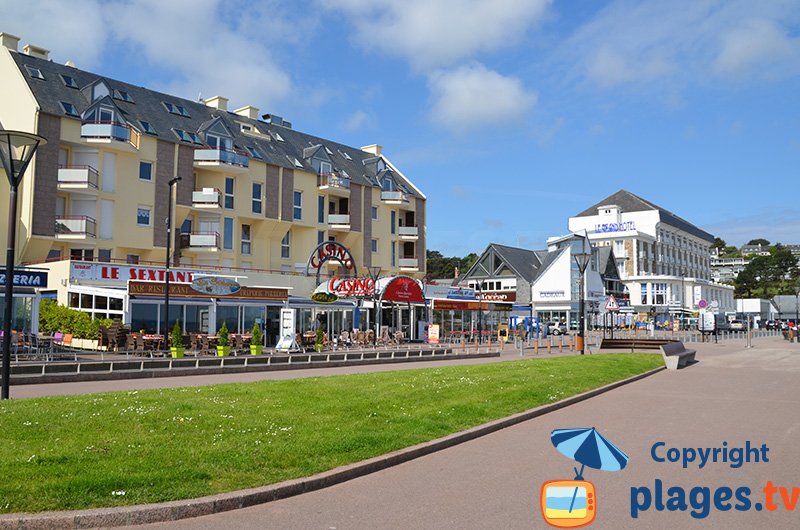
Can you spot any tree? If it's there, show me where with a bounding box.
[712,237,726,252]
[426,250,480,279]
[747,238,770,247]
[721,246,741,258]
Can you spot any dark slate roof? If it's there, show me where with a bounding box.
[11,51,421,197]
[574,189,714,243]
[490,244,545,283]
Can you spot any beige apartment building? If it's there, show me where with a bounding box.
[0,33,426,340]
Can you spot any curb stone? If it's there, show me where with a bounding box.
[0,365,665,529]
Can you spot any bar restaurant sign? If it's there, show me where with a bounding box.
[128,281,288,301]
[71,262,197,284]
[0,269,48,287]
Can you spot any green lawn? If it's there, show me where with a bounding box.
[0,354,662,513]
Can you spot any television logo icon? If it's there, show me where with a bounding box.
[539,428,628,528]
[541,480,596,528]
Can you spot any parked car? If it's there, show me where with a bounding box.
[763,320,780,330]
[729,320,746,331]
[547,322,568,335]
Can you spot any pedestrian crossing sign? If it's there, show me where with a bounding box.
[604,295,620,311]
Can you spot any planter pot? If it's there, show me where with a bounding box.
[315,344,323,353]
[170,347,185,359]
[250,345,263,356]
[216,345,231,357]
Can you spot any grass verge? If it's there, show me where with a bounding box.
[0,353,662,513]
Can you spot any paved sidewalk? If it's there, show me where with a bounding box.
[127,336,800,529]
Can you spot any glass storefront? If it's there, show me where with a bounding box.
[0,295,35,332]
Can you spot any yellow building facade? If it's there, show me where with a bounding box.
[0,33,427,341]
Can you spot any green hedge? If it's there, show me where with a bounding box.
[38,300,115,340]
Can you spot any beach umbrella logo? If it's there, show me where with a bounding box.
[540,427,629,528]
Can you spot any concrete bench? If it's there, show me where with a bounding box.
[659,341,696,370]
[599,339,674,350]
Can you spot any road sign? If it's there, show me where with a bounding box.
[604,295,620,311]
[710,300,719,309]
[698,299,708,309]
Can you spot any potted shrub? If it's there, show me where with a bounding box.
[315,328,324,353]
[170,320,185,358]
[216,321,231,357]
[250,322,263,355]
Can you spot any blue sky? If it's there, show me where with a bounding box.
[5,0,800,255]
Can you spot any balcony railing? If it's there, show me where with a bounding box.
[380,190,410,203]
[192,188,221,208]
[317,172,351,191]
[194,147,249,168]
[398,225,419,239]
[328,214,351,227]
[57,165,99,190]
[80,121,140,149]
[55,215,96,238]
[399,257,419,269]
[179,232,221,250]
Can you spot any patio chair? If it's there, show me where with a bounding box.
[366,329,375,346]
[356,331,366,346]
[339,330,350,347]
[234,334,244,356]
[199,334,211,355]
[380,328,391,345]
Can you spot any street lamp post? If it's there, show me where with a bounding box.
[680,269,687,331]
[163,175,182,349]
[573,239,592,355]
[0,130,46,400]
[367,266,381,346]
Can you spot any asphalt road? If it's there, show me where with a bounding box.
[124,337,800,529]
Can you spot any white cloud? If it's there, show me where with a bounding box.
[1,0,108,68]
[714,19,798,77]
[343,110,371,131]
[428,64,537,132]
[4,0,295,109]
[319,0,551,71]
[559,0,800,88]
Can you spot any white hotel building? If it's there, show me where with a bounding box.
[568,190,734,319]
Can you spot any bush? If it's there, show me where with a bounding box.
[315,328,324,346]
[171,320,184,348]
[217,321,229,347]
[38,300,114,340]
[251,322,262,346]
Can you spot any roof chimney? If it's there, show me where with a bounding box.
[361,144,383,156]
[0,32,20,51]
[234,105,260,120]
[22,44,49,60]
[203,95,228,112]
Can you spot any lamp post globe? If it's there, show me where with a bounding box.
[573,239,591,355]
[0,130,46,400]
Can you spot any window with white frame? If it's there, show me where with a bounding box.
[293,191,302,220]
[252,182,262,214]
[281,231,291,258]
[224,177,234,209]
[241,224,251,255]
[137,206,151,226]
[139,161,152,181]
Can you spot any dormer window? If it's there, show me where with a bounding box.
[24,65,44,80]
[319,161,332,175]
[114,89,135,103]
[163,101,190,117]
[245,146,262,159]
[60,74,78,88]
[173,129,203,144]
[206,133,232,151]
[139,120,157,135]
[381,176,396,190]
[60,101,79,117]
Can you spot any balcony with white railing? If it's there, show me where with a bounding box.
[179,232,221,252]
[328,213,351,231]
[192,188,221,208]
[317,172,351,197]
[55,216,97,239]
[80,121,140,150]
[399,257,419,271]
[193,147,249,172]
[57,165,99,194]
[398,225,419,240]
[380,190,410,204]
